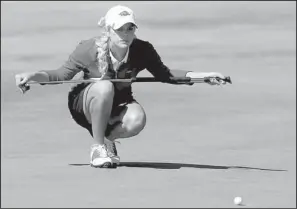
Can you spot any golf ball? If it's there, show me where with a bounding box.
[234,197,242,205]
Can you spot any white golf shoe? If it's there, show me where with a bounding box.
[105,139,120,165]
[90,144,114,168]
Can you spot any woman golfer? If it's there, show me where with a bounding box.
[15,5,228,168]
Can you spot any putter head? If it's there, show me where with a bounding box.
[224,76,232,84]
[204,76,232,84]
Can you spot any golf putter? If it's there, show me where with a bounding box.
[204,76,232,84]
[19,84,30,94]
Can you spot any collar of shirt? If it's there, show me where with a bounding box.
[109,48,129,71]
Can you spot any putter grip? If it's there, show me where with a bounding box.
[19,85,30,93]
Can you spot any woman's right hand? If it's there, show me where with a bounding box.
[15,72,35,93]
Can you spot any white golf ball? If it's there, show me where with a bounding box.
[234,196,242,205]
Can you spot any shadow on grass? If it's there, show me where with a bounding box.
[69,162,287,172]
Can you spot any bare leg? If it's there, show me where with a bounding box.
[83,81,114,145]
[106,102,146,141]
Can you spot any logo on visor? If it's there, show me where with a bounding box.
[119,11,130,16]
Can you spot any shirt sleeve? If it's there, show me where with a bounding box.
[41,40,93,81]
[144,42,190,82]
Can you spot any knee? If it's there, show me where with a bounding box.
[89,80,114,98]
[126,111,146,134]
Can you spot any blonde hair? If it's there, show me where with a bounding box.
[94,26,110,78]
